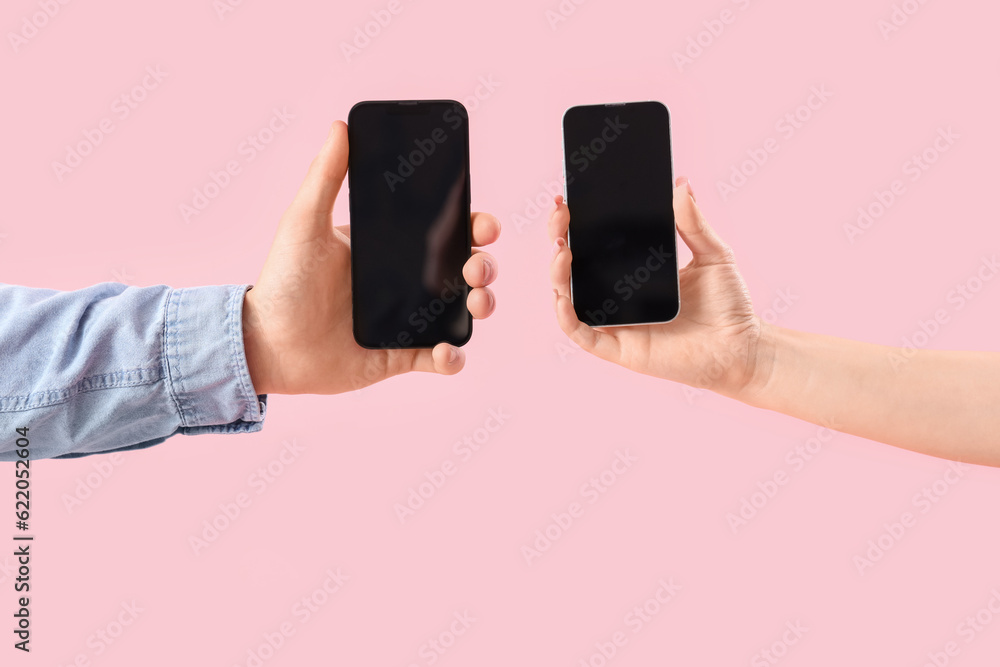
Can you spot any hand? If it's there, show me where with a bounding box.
[242,121,500,395]
[549,177,761,397]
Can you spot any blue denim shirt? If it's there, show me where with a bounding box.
[0,283,266,461]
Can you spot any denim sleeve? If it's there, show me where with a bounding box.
[0,283,266,461]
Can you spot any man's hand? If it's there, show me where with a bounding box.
[242,121,500,395]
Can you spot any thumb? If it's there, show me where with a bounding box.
[672,177,733,266]
[290,121,349,223]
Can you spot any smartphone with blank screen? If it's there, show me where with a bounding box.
[347,100,472,349]
[562,101,680,327]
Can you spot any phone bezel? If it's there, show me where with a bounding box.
[561,100,681,328]
[347,99,474,349]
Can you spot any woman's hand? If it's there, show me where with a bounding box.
[549,177,761,398]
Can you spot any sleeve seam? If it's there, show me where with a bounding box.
[0,367,163,412]
[228,285,259,418]
[161,287,186,426]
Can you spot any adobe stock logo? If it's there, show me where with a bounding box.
[380,77,498,196]
[545,0,588,31]
[213,0,247,20]
[179,107,295,222]
[853,461,968,575]
[887,254,998,372]
[726,422,838,534]
[583,245,675,327]
[340,0,411,62]
[55,601,145,666]
[383,126,451,193]
[751,621,808,667]
[521,449,638,565]
[716,85,833,202]
[394,408,511,524]
[683,287,801,405]
[565,116,629,179]
[7,0,72,54]
[61,453,127,514]
[578,578,682,667]
[510,174,563,234]
[844,126,959,244]
[232,567,350,667]
[189,440,306,556]
[671,0,755,72]
[404,611,476,667]
[877,0,932,40]
[51,65,168,182]
[920,588,1000,667]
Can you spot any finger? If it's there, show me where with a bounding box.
[334,224,350,240]
[410,344,466,375]
[672,178,733,266]
[676,176,696,202]
[554,293,622,363]
[550,238,571,297]
[463,251,498,287]
[467,286,496,319]
[291,121,349,221]
[547,195,569,242]
[471,212,501,247]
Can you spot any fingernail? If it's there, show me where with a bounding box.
[448,347,459,364]
[482,256,495,284]
[682,178,695,202]
[552,237,565,257]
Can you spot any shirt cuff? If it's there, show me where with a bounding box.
[162,284,267,435]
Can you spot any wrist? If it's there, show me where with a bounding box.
[241,289,272,395]
[710,316,776,405]
[728,318,777,406]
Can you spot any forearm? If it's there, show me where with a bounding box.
[735,323,1000,466]
[0,283,266,460]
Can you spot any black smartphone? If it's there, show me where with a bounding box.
[562,101,679,327]
[347,100,472,349]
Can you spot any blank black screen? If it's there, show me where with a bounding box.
[563,102,679,326]
[348,101,472,348]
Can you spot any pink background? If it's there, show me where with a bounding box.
[3,0,1000,665]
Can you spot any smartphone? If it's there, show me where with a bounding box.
[347,100,472,349]
[562,101,679,327]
